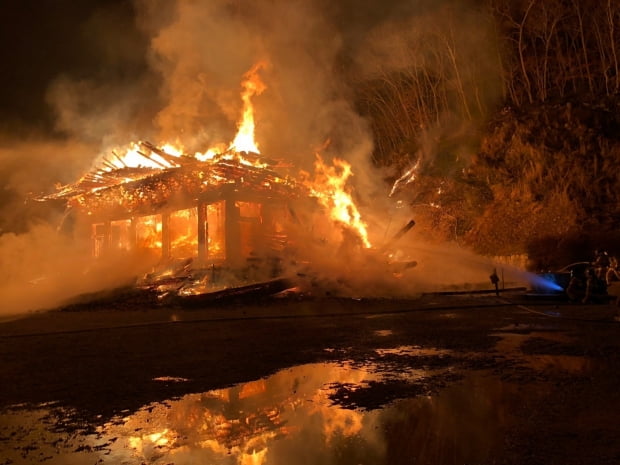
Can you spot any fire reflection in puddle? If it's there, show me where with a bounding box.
[492,331,593,373]
[0,357,533,465]
[152,376,191,383]
[375,345,450,357]
[374,329,393,336]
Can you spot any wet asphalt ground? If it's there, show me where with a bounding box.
[1,291,620,464]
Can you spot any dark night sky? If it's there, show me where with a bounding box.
[0,0,148,135]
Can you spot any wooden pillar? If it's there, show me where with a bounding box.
[197,202,208,264]
[225,199,241,266]
[129,218,137,250]
[103,221,112,254]
[161,212,171,261]
[91,224,97,258]
[92,222,109,258]
[261,203,274,252]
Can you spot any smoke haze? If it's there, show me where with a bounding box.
[0,0,508,316]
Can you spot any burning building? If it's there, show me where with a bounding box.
[43,142,303,272]
[35,63,391,301]
[38,137,384,301]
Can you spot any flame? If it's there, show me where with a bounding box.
[109,139,269,171]
[200,149,268,169]
[229,62,267,154]
[170,208,198,258]
[160,143,183,157]
[195,145,226,162]
[136,214,163,250]
[304,155,371,248]
[240,448,268,465]
[100,142,182,171]
[93,62,270,172]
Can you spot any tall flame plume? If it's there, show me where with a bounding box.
[229,61,267,154]
[304,154,371,248]
[101,62,269,172]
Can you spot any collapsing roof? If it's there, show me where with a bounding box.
[40,141,303,221]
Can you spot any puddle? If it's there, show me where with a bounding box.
[439,312,459,319]
[1,358,529,465]
[374,345,450,357]
[373,329,393,337]
[152,376,191,383]
[492,331,593,373]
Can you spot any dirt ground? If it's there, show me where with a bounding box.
[2,291,620,464]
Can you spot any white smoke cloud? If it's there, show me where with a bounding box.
[0,223,159,317]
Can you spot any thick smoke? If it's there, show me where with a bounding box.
[0,0,511,316]
[0,224,158,318]
[136,0,374,169]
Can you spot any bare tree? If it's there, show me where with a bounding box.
[572,0,594,93]
[607,0,620,93]
[518,0,537,104]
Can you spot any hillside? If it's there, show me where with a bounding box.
[356,0,620,270]
[467,97,620,267]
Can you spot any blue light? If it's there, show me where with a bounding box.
[529,275,564,292]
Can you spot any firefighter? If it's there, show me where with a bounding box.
[566,271,584,303]
[581,268,597,304]
[566,266,601,304]
[580,266,609,304]
[489,268,500,296]
[593,249,610,280]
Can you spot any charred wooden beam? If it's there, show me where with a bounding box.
[197,202,208,264]
[176,278,293,306]
[380,219,415,252]
[101,160,118,171]
[161,212,171,260]
[141,141,196,167]
[137,150,169,169]
[111,151,128,168]
[225,199,242,266]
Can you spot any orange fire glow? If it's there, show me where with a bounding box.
[229,62,266,154]
[240,448,268,465]
[170,208,198,258]
[136,214,163,250]
[66,59,377,265]
[128,428,174,453]
[107,142,180,170]
[99,62,269,172]
[303,155,371,248]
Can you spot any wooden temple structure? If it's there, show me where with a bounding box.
[42,142,303,269]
